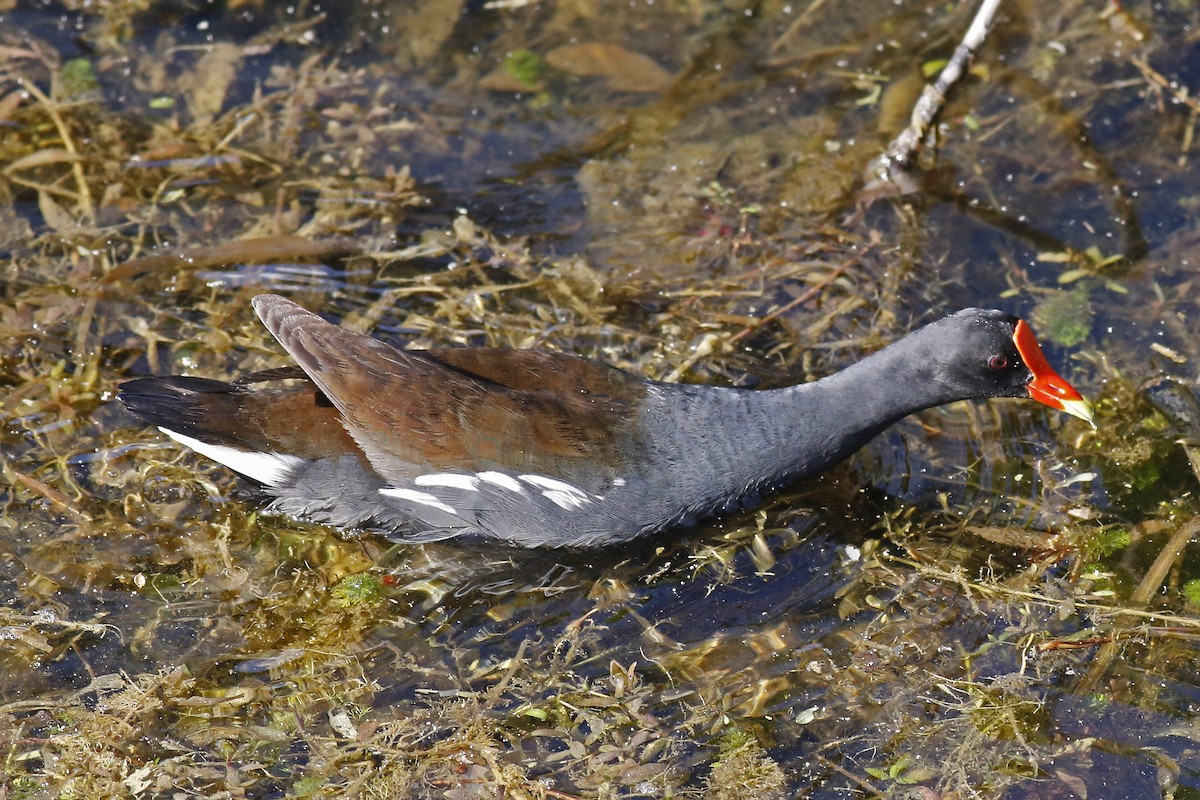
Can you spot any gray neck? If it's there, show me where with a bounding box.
[653,332,966,516]
[750,354,948,481]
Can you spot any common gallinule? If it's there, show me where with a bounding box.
[120,295,1093,547]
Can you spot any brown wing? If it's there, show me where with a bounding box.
[427,347,641,397]
[251,295,647,489]
[234,381,360,459]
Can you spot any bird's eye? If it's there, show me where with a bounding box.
[988,355,1009,370]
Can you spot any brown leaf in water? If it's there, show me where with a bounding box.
[37,190,79,235]
[4,147,83,173]
[394,0,465,67]
[545,42,672,94]
[479,67,541,93]
[103,235,364,283]
[180,42,243,122]
[0,89,25,122]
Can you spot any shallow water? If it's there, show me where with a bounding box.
[2,0,1199,797]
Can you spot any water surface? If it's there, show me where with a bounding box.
[1,1,1198,797]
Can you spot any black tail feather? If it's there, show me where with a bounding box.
[119,376,247,449]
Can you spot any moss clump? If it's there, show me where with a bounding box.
[505,49,547,89]
[289,776,324,797]
[1032,289,1093,347]
[704,727,787,799]
[1078,526,1132,561]
[7,776,40,799]
[1183,579,1200,607]
[330,573,386,610]
[1127,458,1162,494]
[1079,379,1185,512]
[60,58,99,97]
[865,752,923,785]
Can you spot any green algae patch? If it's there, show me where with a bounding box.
[330,572,387,610]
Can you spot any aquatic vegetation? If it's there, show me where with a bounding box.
[1,0,1199,797]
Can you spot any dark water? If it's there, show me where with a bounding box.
[2,0,1199,797]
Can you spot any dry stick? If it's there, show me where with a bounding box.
[543,790,583,800]
[72,293,98,381]
[1078,514,1200,689]
[770,0,833,55]
[3,463,90,522]
[19,78,95,222]
[867,0,1003,190]
[662,257,855,379]
[727,257,853,346]
[813,753,886,798]
[1131,55,1200,114]
[1131,55,1200,167]
[882,553,1200,629]
[3,173,81,201]
[486,638,530,699]
[1183,107,1197,167]
[101,234,363,283]
[1038,627,1200,652]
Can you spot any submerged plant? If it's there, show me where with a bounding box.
[705,727,787,799]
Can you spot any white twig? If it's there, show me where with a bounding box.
[867,0,1003,192]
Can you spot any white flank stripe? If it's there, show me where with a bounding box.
[477,471,526,494]
[518,474,588,498]
[380,487,459,517]
[541,490,591,511]
[415,473,481,491]
[518,474,593,510]
[159,427,303,487]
